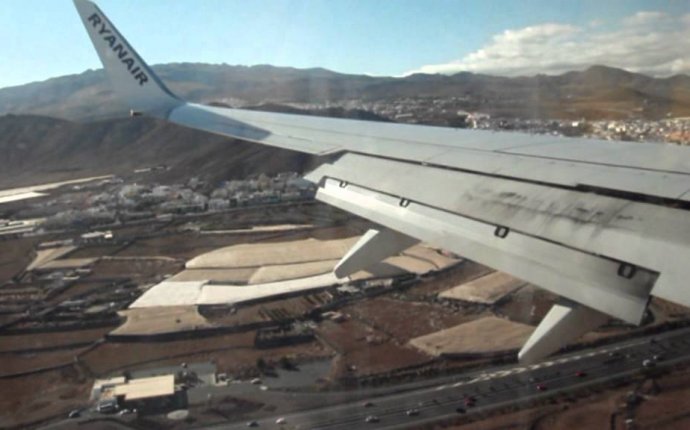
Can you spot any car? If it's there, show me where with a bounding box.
[67,409,81,419]
[653,354,664,362]
[96,400,118,414]
[365,415,379,423]
[642,359,656,368]
[575,370,587,378]
[275,417,286,425]
[455,407,466,414]
[118,409,133,416]
[406,408,419,416]
[464,396,476,406]
[246,421,259,428]
[362,401,374,408]
[250,378,262,385]
[536,383,548,391]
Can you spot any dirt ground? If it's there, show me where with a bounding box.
[115,225,356,261]
[316,319,431,379]
[81,330,330,376]
[0,346,89,376]
[199,303,269,326]
[407,261,493,299]
[651,297,690,321]
[85,257,184,282]
[0,327,111,352]
[343,297,483,342]
[0,367,92,429]
[46,281,113,304]
[112,306,212,336]
[495,285,559,325]
[65,244,123,258]
[408,316,535,357]
[439,272,525,305]
[0,237,40,284]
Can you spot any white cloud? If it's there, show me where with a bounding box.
[406,11,690,77]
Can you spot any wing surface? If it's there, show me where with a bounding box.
[74,0,690,362]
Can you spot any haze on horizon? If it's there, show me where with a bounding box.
[1,0,689,90]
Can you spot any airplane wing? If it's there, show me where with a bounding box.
[74,0,690,362]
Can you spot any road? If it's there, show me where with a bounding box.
[215,326,690,430]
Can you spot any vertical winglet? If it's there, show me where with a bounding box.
[73,0,182,117]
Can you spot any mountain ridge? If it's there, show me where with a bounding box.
[2,63,690,121]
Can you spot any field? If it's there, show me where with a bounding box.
[0,237,40,284]
[0,327,111,352]
[343,297,483,342]
[409,316,535,357]
[111,306,212,336]
[0,368,91,429]
[439,271,525,304]
[316,319,431,379]
[81,331,330,376]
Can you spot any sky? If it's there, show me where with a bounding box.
[1,0,689,90]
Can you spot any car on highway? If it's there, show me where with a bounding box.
[653,354,664,362]
[275,417,286,425]
[464,395,476,406]
[455,407,466,414]
[362,401,374,408]
[246,421,259,428]
[365,415,380,423]
[643,359,656,368]
[575,370,587,377]
[536,383,548,391]
[67,409,81,419]
[406,408,419,416]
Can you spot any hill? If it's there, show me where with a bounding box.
[0,114,319,188]
[2,64,690,121]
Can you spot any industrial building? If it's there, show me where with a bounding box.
[92,374,179,414]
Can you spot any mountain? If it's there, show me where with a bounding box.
[2,64,690,121]
[0,114,319,189]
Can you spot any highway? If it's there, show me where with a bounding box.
[216,326,690,430]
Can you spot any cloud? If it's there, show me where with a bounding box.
[406,11,690,77]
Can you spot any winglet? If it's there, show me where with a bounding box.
[73,0,182,117]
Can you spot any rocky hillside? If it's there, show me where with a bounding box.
[0,114,319,188]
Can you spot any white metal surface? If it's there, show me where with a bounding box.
[307,154,690,291]
[518,301,609,364]
[334,228,419,278]
[316,179,655,324]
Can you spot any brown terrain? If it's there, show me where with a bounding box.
[0,216,688,429]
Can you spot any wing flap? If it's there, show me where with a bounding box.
[308,153,690,283]
[315,177,655,323]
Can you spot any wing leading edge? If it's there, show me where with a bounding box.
[74,0,690,362]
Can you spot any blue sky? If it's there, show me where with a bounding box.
[1,0,689,89]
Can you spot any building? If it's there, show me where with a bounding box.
[80,230,114,244]
[92,374,179,414]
